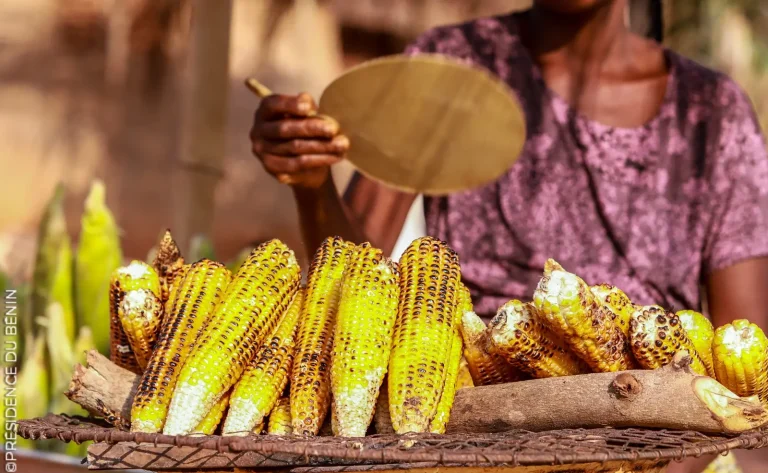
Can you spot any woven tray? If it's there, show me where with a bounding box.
[16,414,768,471]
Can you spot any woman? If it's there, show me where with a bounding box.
[250,1,768,471]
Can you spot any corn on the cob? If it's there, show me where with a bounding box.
[268,398,293,435]
[330,245,400,437]
[16,335,49,450]
[76,180,123,356]
[152,229,185,306]
[590,284,635,337]
[429,284,470,434]
[44,303,77,415]
[489,300,589,378]
[291,236,353,436]
[222,289,304,436]
[109,261,162,373]
[677,310,716,377]
[119,289,164,369]
[533,259,633,372]
[629,305,708,375]
[165,240,300,435]
[388,237,460,434]
[456,358,474,389]
[712,320,768,404]
[164,264,191,317]
[460,310,524,385]
[131,260,231,433]
[192,390,231,435]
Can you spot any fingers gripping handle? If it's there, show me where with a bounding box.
[245,78,340,129]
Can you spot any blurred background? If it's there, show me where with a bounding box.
[1,0,767,467]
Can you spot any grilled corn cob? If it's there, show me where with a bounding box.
[489,300,589,378]
[456,358,474,389]
[164,263,191,317]
[331,245,400,437]
[712,320,768,403]
[460,310,524,385]
[388,237,461,434]
[533,259,634,372]
[109,261,162,373]
[291,236,353,435]
[629,305,708,375]
[677,310,716,377]
[130,260,231,433]
[268,398,293,435]
[222,289,304,436]
[119,289,164,369]
[590,284,634,337]
[192,390,231,435]
[152,229,185,306]
[429,284,470,434]
[165,240,300,435]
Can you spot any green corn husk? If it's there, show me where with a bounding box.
[189,234,216,262]
[42,303,76,416]
[65,327,94,457]
[16,334,50,450]
[226,246,254,273]
[75,180,123,356]
[31,184,75,343]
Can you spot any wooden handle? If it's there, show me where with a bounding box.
[245,78,274,98]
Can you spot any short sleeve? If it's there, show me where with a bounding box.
[704,80,768,272]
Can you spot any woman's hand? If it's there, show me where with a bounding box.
[250,92,350,189]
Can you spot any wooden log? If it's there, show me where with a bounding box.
[447,352,768,434]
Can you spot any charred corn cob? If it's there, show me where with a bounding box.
[152,229,185,306]
[677,310,716,377]
[456,358,474,389]
[629,305,708,375]
[268,398,293,435]
[119,289,164,369]
[331,245,400,437]
[489,300,589,378]
[109,261,162,373]
[590,284,635,337]
[164,263,191,317]
[291,236,353,436]
[712,320,768,403]
[222,289,304,436]
[192,389,231,435]
[533,259,633,372]
[130,260,231,433]
[165,240,300,435]
[388,237,461,434]
[460,310,524,385]
[429,284,470,434]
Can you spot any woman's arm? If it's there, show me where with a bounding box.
[707,258,768,329]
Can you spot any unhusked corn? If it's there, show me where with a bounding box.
[130,260,231,433]
[192,389,231,435]
[629,305,708,375]
[222,289,304,436]
[712,320,768,404]
[118,289,164,369]
[164,240,300,436]
[152,230,185,306]
[489,300,589,378]
[109,261,162,373]
[590,284,635,337]
[677,310,716,377]
[388,237,460,434]
[533,259,634,372]
[460,310,524,385]
[331,244,400,437]
[268,398,293,435]
[292,236,353,436]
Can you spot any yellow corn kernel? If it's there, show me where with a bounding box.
[130,260,231,433]
[456,358,474,389]
[191,389,231,435]
[291,236,354,436]
[388,237,460,434]
[677,310,716,377]
[460,310,525,385]
[222,289,304,436]
[712,320,768,404]
[533,259,634,372]
[119,289,164,370]
[590,284,635,337]
[109,261,162,374]
[164,240,300,435]
[629,305,709,375]
[331,244,400,437]
[152,229,186,306]
[489,300,589,378]
[267,398,293,435]
[164,263,191,317]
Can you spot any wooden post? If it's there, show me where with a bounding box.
[173,0,233,255]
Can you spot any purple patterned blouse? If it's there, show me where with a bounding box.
[404,12,768,317]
